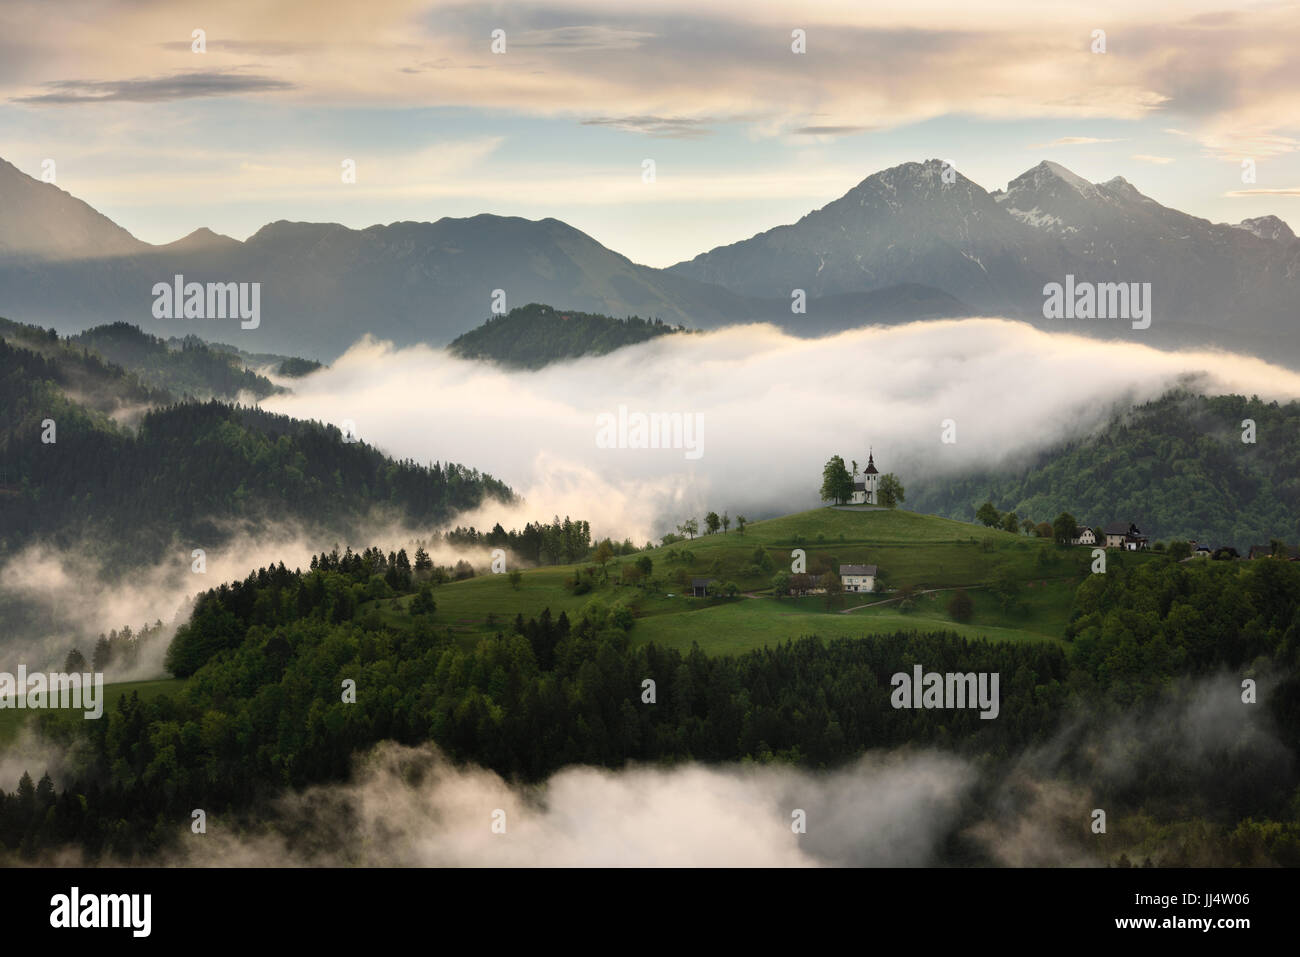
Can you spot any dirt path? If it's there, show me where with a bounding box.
[839,585,983,613]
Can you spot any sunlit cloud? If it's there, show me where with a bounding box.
[1030,137,1122,148]
[4,0,1297,156]
[13,71,294,104]
[1225,186,1300,197]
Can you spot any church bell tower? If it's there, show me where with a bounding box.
[863,449,879,504]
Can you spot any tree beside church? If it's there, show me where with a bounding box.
[822,449,899,506]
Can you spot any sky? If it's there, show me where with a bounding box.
[3,0,1299,267]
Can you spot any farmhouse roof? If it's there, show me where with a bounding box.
[1103,521,1141,536]
[839,564,878,576]
[691,578,714,587]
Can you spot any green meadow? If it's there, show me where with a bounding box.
[0,677,188,744]
[0,509,1156,751]
[375,507,1159,654]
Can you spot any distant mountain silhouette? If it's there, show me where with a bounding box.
[671,158,1300,361]
[1,155,1295,362]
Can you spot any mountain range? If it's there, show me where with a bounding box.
[1,156,1296,362]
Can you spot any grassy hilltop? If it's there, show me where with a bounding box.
[378,506,1157,655]
[5,506,1152,739]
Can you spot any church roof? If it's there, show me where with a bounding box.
[863,451,878,474]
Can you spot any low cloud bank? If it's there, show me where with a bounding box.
[264,318,1300,544]
[178,745,974,867]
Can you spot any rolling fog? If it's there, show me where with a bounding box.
[264,317,1300,546]
[0,523,502,676]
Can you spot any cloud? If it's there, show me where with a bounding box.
[3,0,1295,157]
[1195,129,1300,160]
[261,319,1300,546]
[581,115,720,138]
[0,516,509,679]
[511,25,656,51]
[1131,154,1174,164]
[12,72,294,104]
[790,125,875,136]
[168,743,975,866]
[157,40,313,56]
[1225,187,1300,197]
[1030,137,1123,148]
[47,139,505,208]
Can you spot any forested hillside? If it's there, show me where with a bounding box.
[0,320,171,419]
[0,322,514,564]
[909,391,1300,549]
[449,302,687,368]
[72,322,281,400]
[2,549,1297,863]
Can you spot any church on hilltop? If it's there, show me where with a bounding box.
[848,451,880,505]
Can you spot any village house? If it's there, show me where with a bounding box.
[1071,525,1097,546]
[691,578,714,597]
[1102,522,1148,550]
[839,563,878,593]
[848,451,880,505]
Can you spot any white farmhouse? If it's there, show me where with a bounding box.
[840,563,877,593]
[1103,522,1148,550]
[1071,525,1096,546]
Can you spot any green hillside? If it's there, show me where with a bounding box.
[0,677,187,745]
[376,506,1155,654]
[71,322,281,400]
[0,319,515,569]
[909,389,1300,551]
[0,317,172,419]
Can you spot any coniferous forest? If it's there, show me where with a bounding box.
[0,322,514,563]
[2,548,1298,864]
